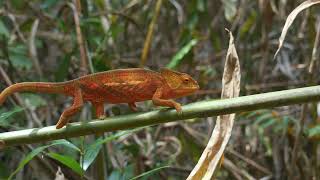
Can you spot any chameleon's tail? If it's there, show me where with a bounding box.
[0,82,68,105]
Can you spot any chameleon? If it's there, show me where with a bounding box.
[0,68,199,129]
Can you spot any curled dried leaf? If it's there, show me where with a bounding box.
[187,29,241,180]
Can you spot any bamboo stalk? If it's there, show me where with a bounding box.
[1,85,320,148]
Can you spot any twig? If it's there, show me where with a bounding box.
[28,18,43,79]
[223,158,255,180]
[1,85,320,147]
[140,0,163,67]
[309,15,320,73]
[36,31,72,43]
[227,148,272,175]
[0,66,42,128]
[68,1,89,76]
[7,13,27,43]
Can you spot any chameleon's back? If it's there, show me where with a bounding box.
[77,68,164,103]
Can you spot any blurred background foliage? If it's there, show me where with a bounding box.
[0,0,320,179]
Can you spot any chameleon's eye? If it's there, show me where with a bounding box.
[183,78,190,83]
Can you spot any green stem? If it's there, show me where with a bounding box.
[1,85,320,147]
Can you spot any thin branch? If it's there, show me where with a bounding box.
[28,18,43,79]
[309,15,320,73]
[140,0,163,67]
[68,1,89,75]
[1,85,320,148]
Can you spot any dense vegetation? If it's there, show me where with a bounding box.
[0,0,319,179]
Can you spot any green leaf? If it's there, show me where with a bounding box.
[82,137,103,171]
[308,125,320,137]
[109,170,122,180]
[57,139,81,152]
[47,152,84,176]
[240,11,257,38]
[129,165,170,180]
[8,140,79,179]
[21,93,47,108]
[254,112,274,125]
[108,164,135,180]
[82,128,143,171]
[0,19,10,38]
[260,119,276,129]
[8,44,33,69]
[0,107,24,124]
[166,39,198,69]
[9,54,33,69]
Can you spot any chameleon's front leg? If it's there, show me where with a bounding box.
[152,87,182,112]
[56,88,84,129]
[128,102,138,112]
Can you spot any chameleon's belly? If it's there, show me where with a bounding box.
[80,80,158,103]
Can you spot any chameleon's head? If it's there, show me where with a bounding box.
[161,68,199,98]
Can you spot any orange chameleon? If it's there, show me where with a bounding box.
[0,68,199,129]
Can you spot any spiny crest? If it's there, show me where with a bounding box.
[160,68,184,89]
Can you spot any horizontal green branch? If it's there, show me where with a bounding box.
[1,85,320,148]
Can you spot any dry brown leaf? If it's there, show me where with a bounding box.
[274,0,320,59]
[187,29,241,180]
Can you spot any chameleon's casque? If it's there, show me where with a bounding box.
[0,68,199,129]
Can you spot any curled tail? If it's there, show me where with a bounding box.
[0,82,68,105]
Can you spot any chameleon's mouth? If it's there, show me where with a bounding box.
[177,85,200,94]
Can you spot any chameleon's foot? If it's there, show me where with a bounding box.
[56,116,69,129]
[174,102,182,113]
[98,115,106,120]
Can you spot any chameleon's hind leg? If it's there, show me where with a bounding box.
[56,89,83,129]
[92,101,105,119]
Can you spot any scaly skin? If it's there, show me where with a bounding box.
[0,68,199,129]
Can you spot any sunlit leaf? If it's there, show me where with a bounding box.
[166,39,198,69]
[47,152,84,176]
[240,11,257,38]
[82,137,103,171]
